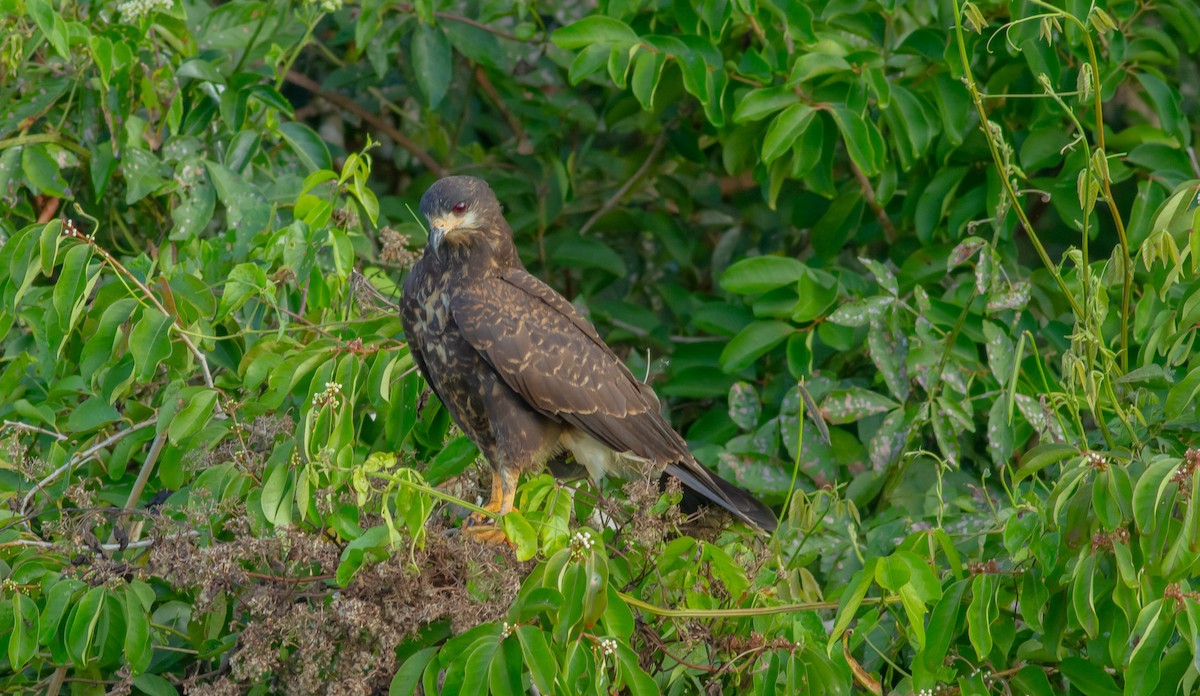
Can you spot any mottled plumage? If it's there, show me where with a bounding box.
[400,176,776,538]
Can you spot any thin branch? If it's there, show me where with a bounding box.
[618,590,900,618]
[1,530,199,553]
[244,571,337,584]
[474,66,532,154]
[284,71,447,176]
[434,10,526,42]
[2,420,68,441]
[20,420,157,522]
[62,225,219,393]
[115,430,168,545]
[579,128,671,236]
[848,158,897,244]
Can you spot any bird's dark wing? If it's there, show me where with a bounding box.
[450,268,776,532]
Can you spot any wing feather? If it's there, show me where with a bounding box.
[450,269,681,460]
[450,268,776,532]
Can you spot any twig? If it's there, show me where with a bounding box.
[20,419,157,524]
[579,128,671,236]
[2,530,198,553]
[45,668,67,695]
[434,10,525,42]
[848,158,897,244]
[2,420,68,441]
[618,590,900,618]
[474,66,532,154]
[62,225,219,393]
[393,5,533,42]
[37,196,61,223]
[640,626,722,673]
[284,71,447,176]
[244,571,337,584]
[114,431,167,545]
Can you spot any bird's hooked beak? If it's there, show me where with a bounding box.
[428,225,446,261]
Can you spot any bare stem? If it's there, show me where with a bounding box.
[579,128,671,236]
[20,419,157,524]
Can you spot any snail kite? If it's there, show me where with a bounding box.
[400,176,777,540]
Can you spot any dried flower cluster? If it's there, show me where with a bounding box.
[155,514,527,695]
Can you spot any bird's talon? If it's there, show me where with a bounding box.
[462,507,516,546]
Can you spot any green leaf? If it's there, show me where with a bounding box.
[1011,665,1055,696]
[1133,455,1182,534]
[1136,72,1186,146]
[425,435,479,485]
[826,560,875,655]
[914,166,967,242]
[38,219,62,277]
[630,50,666,110]
[1059,656,1121,696]
[122,148,170,204]
[827,296,892,327]
[0,78,70,139]
[488,636,523,696]
[917,579,967,682]
[123,587,152,675]
[66,397,122,432]
[966,574,995,661]
[762,103,816,163]
[1013,443,1078,485]
[867,315,909,401]
[788,53,851,84]
[67,586,106,666]
[602,585,635,640]
[26,0,69,59]
[1125,599,1173,696]
[277,121,333,172]
[9,593,39,670]
[732,86,800,123]
[552,16,638,49]
[389,646,439,696]
[550,235,627,277]
[412,24,451,109]
[1165,364,1200,420]
[40,578,83,644]
[830,106,880,176]
[1071,552,1099,638]
[129,307,174,381]
[502,510,538,562]
[515,626,557,695]
[820,387,898,424]
[167,388,218,444]
[616,643,659,696]
[52,243,92,331]
[21,143,69,197]
[131,674,179,696]
[568,43,611,85]
[720,256,807,294]
[720,320,793,372]
[260,459,293,527]
[81,298,137,379]
[219,263,272,317]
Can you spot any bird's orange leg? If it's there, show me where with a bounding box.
[464,468,517,544]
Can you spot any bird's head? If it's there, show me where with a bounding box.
[418,176,509,263]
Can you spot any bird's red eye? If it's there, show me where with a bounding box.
[452,202,467,215]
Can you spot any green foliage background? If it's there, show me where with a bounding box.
[2,0,1200,693]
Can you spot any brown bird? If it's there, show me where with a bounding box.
[400,176,776,541]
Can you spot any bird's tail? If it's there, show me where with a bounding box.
[665,462,778,534]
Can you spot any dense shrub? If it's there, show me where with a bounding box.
[1,0,1199,693]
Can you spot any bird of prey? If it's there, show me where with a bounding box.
[400,176,777,541]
